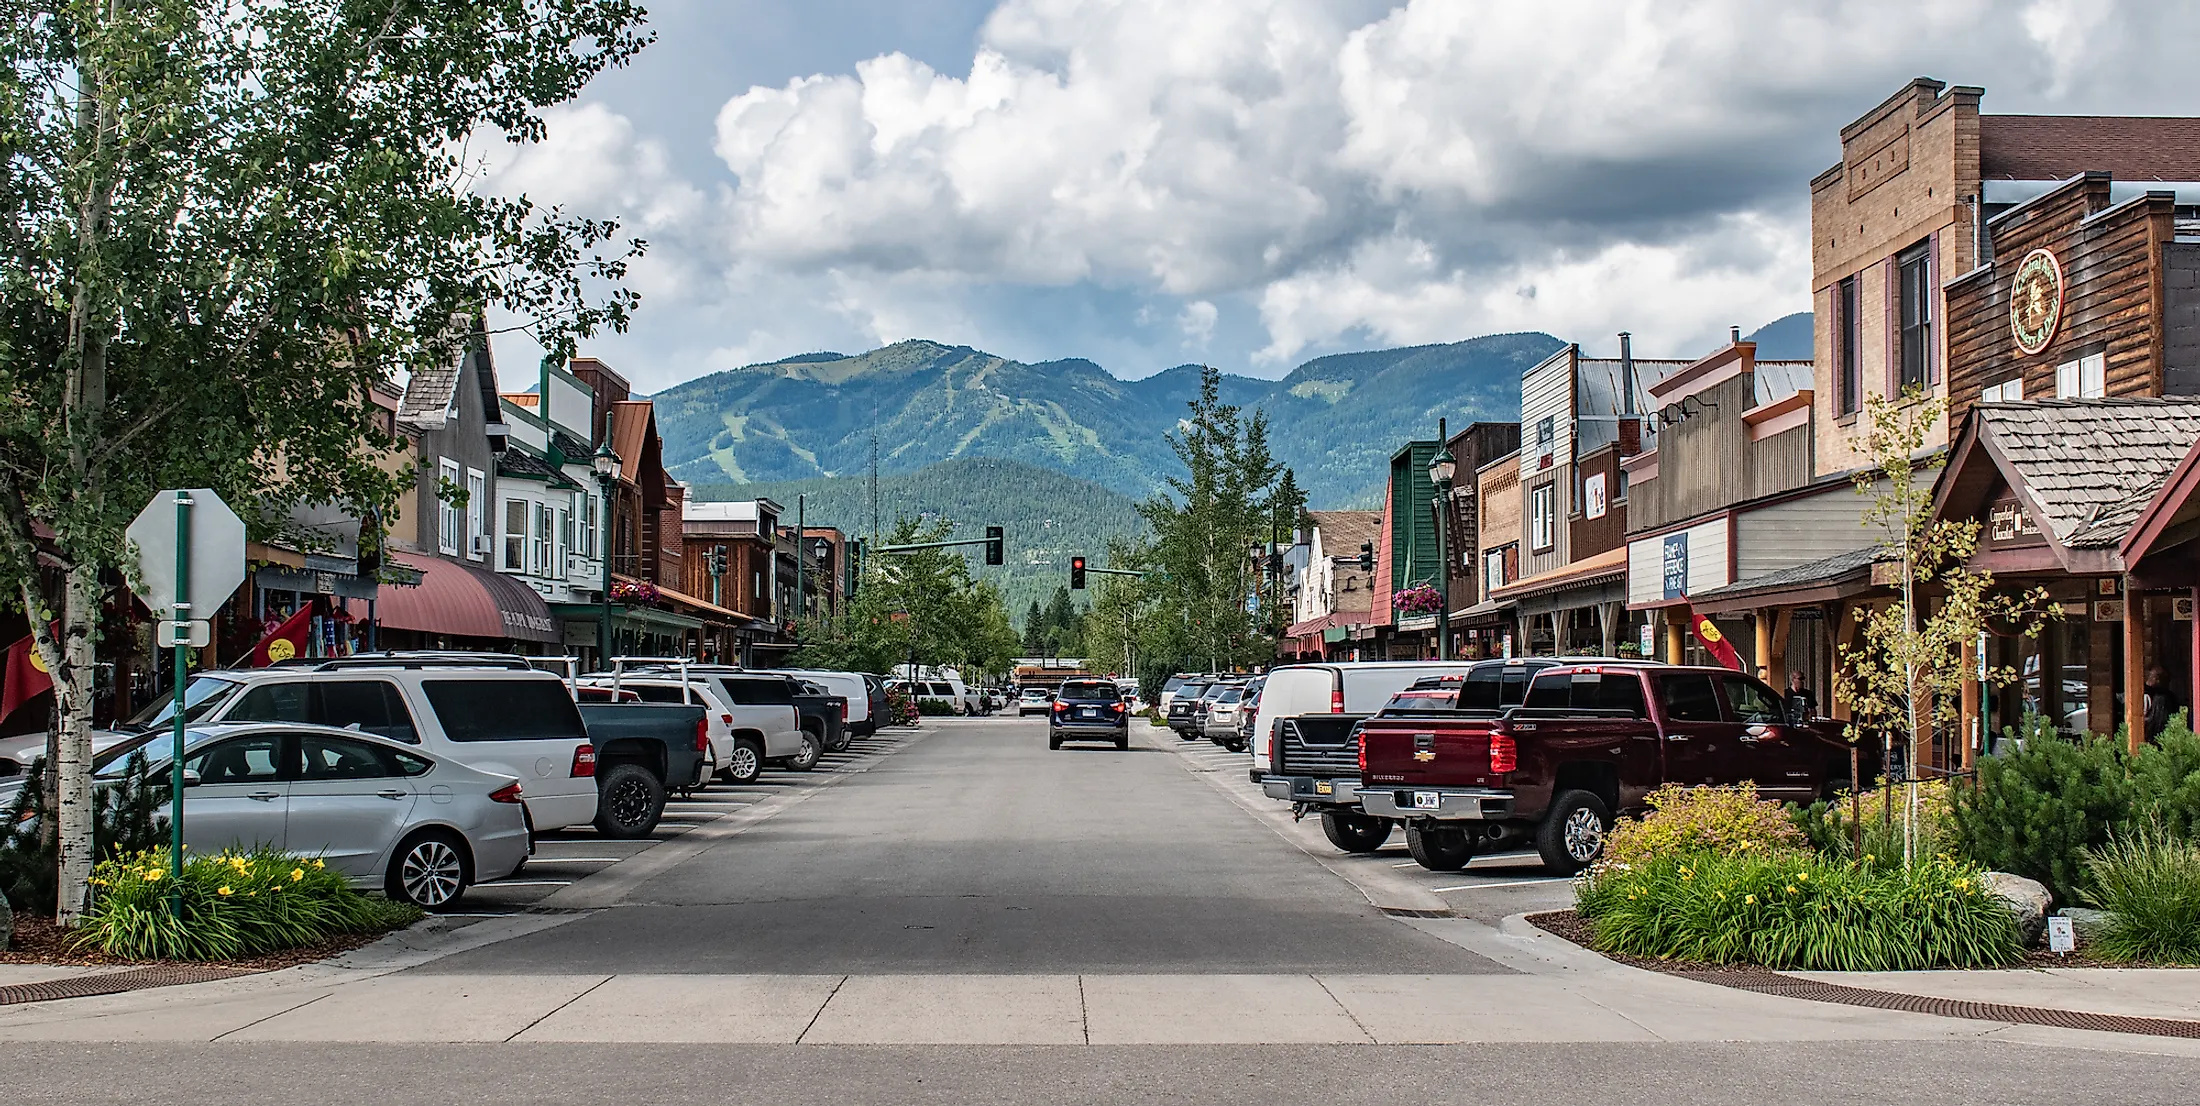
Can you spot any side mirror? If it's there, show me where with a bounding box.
[180,769,202,788]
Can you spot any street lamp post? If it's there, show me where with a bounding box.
[593,441,621,669]
[1428,437,1457,662]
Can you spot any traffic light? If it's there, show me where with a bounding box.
[1358,541,1374,570]
[711,544,728,576]
[1070,556,1086,590]
[985,525,1004,566]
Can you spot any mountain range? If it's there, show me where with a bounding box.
[655,332,1568,508]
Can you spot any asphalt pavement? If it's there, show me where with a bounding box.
[413,715,1506,975]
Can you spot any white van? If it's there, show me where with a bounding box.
[771,669,874,734]
[1248,662,1479,767]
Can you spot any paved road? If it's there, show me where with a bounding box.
[415,716,1506,975]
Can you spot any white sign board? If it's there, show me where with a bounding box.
[128,489,248,616]
[2046,915,2076,954]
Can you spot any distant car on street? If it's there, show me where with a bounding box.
[1017,687,1055,715]
[1048,679,1130,750]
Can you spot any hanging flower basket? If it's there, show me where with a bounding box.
[609,580,660,606]
[1392,584,1443,615]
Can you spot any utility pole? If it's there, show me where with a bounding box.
[794,494,806,632]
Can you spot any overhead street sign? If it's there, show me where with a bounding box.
[127,488,247,616]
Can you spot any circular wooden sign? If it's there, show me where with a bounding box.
[2009,248,2064,355]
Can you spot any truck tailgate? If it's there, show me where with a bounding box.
[1358,715,1504,788]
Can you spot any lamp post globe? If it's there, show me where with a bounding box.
[593,443,621,668]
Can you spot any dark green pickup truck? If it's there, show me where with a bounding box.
[575,699,707,838]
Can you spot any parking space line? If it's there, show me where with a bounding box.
[481,880,573,888]
[1427,878,1571,892]
[527,857,622,863]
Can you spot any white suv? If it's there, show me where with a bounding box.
[112,659,600,832]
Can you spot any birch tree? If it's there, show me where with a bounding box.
[0,0,649,922]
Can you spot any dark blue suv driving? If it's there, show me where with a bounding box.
[1048,679,1130,750]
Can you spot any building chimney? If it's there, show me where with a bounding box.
[1619,332,1635,417]
[1730,325,1742,345]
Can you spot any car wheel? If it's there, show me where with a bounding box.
[724,737,764,785]
[1537,790,1611,876]
[593,762,666,839]
[1114,729,1130,750]
[1405,822,1475,872]
[1321,811,1392,853]
[1177,729,1199,742]
[386,829,471,911]
[787,730,822,772]
[1048,733,1062,750]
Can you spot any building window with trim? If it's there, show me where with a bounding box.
[464,469,485,560]
[580,491,598,559]
[2056,352,2106,399]
[1981,378,2023,404]
[1897,241,1933,391]
[1837,274,1861,414]
[1531,484,1555,551]
[554,508,570,581]
[533,503,553,578]
[436,459,462,556]
[503,499,527,572]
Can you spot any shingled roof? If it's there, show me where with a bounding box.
[1977,399,2200,549]
[1309,510,1380,610]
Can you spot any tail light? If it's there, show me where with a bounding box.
[1331,687,1345,713]
[1490,731,1517,774]
[841,701,849,722]
[1358,730,1367,773]
[489,782,525,804]
[1053,701,1069,713]
[695,718,711,753]
[570,744,596,778]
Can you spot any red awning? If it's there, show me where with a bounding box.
[367,551,560,643]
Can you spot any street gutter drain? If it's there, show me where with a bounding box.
[0,964,255,1006]
[1668,968,2200,1040]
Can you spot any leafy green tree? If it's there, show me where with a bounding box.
[793,518,1018,681]
[0,1,649,921]
[1137,367,1285,673]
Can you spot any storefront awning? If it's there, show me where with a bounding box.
[1686,546,1880,616]
[1451,597,1515,625]
[372,551,560,643]
[1491,548,1627,603]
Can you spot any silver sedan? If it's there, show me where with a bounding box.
[88,722,531,910]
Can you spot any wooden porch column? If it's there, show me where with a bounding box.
[1769,608,1793,689]
[2192,588,2200,734]
[1666,607,1686,665]
[2125,579,2146,754]
[1753,609,1773,682]
[1960,636,1980,773]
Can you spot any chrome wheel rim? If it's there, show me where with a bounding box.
[731,745,759,780]
[1563,808,1605,862]
[797,736,819,767]
[401,840,462,906]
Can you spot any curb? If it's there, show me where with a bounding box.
[1518,910,2200,1041]
[0,964,254,1007]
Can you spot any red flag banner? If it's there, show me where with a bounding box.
[0,634,55,722]
[1689,609,1745,671]
[251,606,315,667]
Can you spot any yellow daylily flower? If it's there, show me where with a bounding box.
[1784,885,1797,894]
[143,867,162,882]
[1795,871,1809,881]
[217,886,233,897]
[291,868,305,882]
[1745,894,1757,905]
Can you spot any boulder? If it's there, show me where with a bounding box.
[1984,872,2053,946]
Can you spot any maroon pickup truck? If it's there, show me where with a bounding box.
[1357,663,1863,875]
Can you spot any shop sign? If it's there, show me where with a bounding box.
[1661,533,1690,600]
[2094,600,2124,623]
[1638,622,1655,656]
[2010,248,2065,356]
[1988,498,2041,545]
[1583,472,1608,520]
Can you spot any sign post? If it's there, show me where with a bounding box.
[128,489,247,916]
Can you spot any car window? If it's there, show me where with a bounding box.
[298,733,414,780]
[1162,677,1189,694]
[630,683,693,704]
[1523,674,1569,710]
[126,675,245,729]
[1721,676,1785,724]
[1060,681,1113,699]
[1591,674,1649,717]
[1387,690,1456,711]
[229,682,312,724]
[719,677,795,706]
[421,678,587,742]
[315,680,420,743]
[185,734,288,784]
[1658,674,1723,722]
[1216,688,1242,704]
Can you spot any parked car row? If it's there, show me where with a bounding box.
[1240,658,1868,875]
[3,653,908,912]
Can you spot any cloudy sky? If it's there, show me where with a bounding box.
[483,0,2200,391]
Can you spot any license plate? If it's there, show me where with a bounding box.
[1413,791,1442,811]
[1080,709,1096,719]
[1314,780,1334,795]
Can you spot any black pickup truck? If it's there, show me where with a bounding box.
[790,681,850,755]
[574,695,708,838]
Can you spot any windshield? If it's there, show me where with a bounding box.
[1162,676,1190,694]
[1059,681,1115,700]
[90,731,172,779]
[122,675,245,731]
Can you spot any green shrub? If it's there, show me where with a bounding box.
[1576,850,2021,971]
[1602,784,1804,868]
[1790,779,1955,869]
[915,699,957,716]
[1952,724,2131,904]
[2130,714,2200,839]
[2081,820,2200,966]
[75,848,421,961]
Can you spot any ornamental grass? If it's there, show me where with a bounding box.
[75,848,421,961]
[1575,851,2022,971]
[2081,821,2200,966]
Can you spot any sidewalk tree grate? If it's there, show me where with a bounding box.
[0,964,255,1006]
[1667,968,2200,1040]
